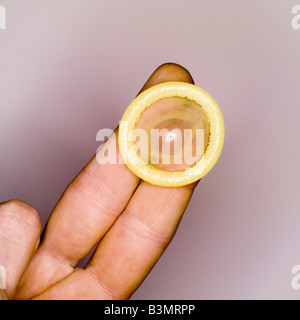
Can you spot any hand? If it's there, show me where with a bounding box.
[0,63,197,300]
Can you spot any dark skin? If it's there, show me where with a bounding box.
[0,63,198,300]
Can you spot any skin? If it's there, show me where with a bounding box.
[0,63,198,300]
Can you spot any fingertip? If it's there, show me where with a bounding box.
[0,199,42,298]
[156,62,195,83]
[0,199,42,232]
[140,62,194,93]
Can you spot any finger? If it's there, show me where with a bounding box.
[16,62,193,299]
[0,200,41,299]
[86,181,197,299]
[34,63,196,300]
[17,132,139,299]
[85,64,196,299]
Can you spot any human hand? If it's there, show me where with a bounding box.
[0,63,197,300]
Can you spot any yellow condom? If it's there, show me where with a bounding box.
[118,82,224,187]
